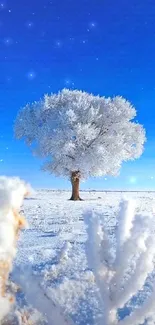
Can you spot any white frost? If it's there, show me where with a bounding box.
[14,89,146,180]
[84,198,155,325]
[0,176,31,322]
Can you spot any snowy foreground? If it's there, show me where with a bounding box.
[8,190,155,324]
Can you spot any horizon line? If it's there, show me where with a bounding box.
[34,189,155,193]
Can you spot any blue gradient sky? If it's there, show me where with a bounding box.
[0,0,155,190]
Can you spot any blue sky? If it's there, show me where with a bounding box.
[0,0,155,190]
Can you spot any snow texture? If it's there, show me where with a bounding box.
[2,189,155,325]
[14,89,146,179]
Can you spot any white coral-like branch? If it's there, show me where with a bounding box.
[84,199,155,325]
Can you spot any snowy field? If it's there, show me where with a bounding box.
[10,190,155,324]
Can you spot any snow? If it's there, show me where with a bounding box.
[0,176,31,323]
[2,189,154,324]
[84,197,155,324]
[14,89,146,180]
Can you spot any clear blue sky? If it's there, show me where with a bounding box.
[0,0,155,190]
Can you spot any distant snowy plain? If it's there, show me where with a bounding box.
[11,190,155,324]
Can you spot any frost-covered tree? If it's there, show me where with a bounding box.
[14,89,145,200]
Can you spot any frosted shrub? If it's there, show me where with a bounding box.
[84,199,155,325]
[0,176,31,323]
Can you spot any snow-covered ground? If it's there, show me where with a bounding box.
[9,190,155,324]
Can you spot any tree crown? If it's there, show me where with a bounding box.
[14,89,146,179]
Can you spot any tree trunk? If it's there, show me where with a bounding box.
[70,171,83,201]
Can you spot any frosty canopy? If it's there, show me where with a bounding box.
[14,89,146,179]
